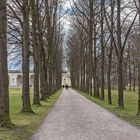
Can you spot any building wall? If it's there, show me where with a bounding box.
[9,71,71,88]
[8,72,34,88]
[62,71,71,86]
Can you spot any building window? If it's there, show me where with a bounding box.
[17,75,22,86]
[12,78,14,84]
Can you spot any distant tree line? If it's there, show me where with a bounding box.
[67,0,140,114]
[0,0,64,127]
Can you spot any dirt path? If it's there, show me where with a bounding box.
[31,89,140,140]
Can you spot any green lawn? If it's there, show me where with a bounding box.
[0,88,62,140]
[78,89,140,128]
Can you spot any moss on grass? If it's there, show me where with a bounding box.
[0,88,62,140]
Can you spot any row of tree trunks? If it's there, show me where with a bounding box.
[68,0,139,112]
[21,0,63,111]
[0,0,63,127]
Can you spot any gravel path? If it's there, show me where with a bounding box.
[31,89,140,140]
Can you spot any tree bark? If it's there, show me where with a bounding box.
[128,44,132,91]
[31,0,40,105]
[100,0,105,100]
[21,0,33,113]
[117,53,124,108]
[133,56,136,91]
[117,0,124,108]
[0,0,12,127]
[39,47,48,101]
[137,0,140,116]
[137,64,140,116]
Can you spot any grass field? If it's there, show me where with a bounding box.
[78,89,140,128]
[0,88,62,140]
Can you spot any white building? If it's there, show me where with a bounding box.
[8,70,71,88]
[8,70,34,88]
[62,70,71,86]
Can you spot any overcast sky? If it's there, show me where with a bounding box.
[8,0,73,70]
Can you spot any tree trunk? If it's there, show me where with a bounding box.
[21,0,33,113]
[93,14,100,98]
[128,44,132,91]
[107,0,114,104]
[118,54,124,108]
[31,0,40,105]
[123,62,127,90]
[133,57,136,91]
[100,0,105,100]
[0,0,12,127]
[40,49,48,100]
[137,65,140,116]
[108,54,112,104]
[117,0,124,109]
[136,0,140,116]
